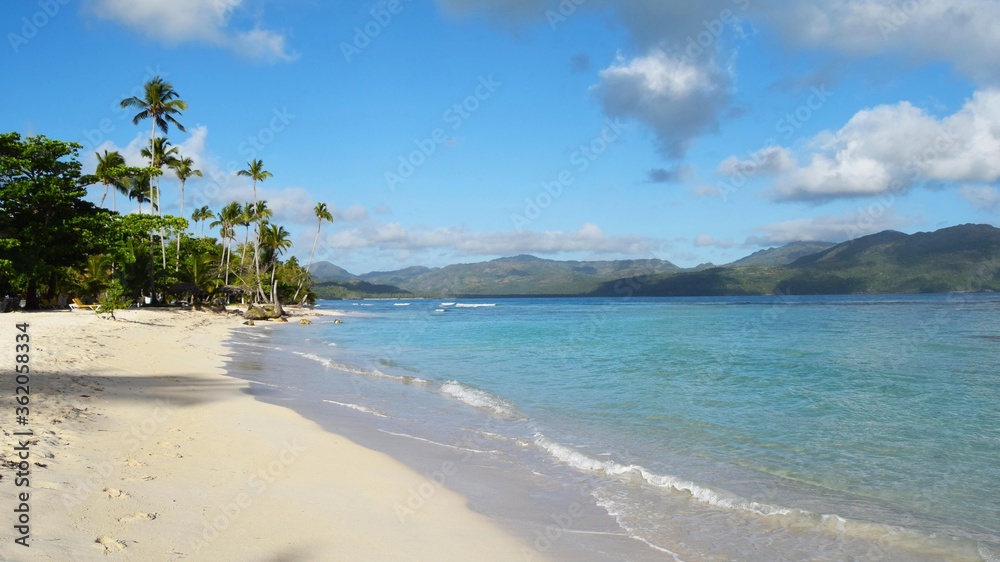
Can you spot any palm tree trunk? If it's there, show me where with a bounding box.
[255,228,265,302]
[175,180,185,271]
[240,228,250,268]
[273,279,284,315]
[100,182,109,208]
[218,230,228,271]
[224,236,232,285]
[252,181,264,303]
[149,231,156,299]
[156,176,167,269]
[293,223,321,302]
[270,259,277,303]
[148,120,157,296]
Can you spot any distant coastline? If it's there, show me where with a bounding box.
[313,224,1000,299]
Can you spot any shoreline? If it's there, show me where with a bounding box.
[0,308,539,560]
[229,296,999,562]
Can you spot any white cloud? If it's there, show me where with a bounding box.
[85,0,296,62]
[691,184,724,198]
[693,234,735,249]
[717,145,796,177]
[592,49,731,158]
[746,211,911,246]
[321,222,660,257]
[436,0,747,50]
[960,185,1000,213]
[438,1,747,158]
[764,0,1000,84]
[768,89,1000,201]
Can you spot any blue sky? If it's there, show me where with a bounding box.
[4,0,999,273]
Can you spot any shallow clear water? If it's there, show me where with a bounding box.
[228,295,1000,561]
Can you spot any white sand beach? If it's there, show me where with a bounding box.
[0,308,539,561]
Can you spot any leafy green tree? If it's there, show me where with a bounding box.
[97,278,131,320]
[0,133,112,308]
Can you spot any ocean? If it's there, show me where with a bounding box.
[225,295,1000,561]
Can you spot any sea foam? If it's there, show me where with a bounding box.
[533,433,796,517]
[440,381,521,419]
[323,399,388,418]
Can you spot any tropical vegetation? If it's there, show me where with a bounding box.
[0,76,330,313]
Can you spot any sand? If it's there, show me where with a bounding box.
[0,307,541,561]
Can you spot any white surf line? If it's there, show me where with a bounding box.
[377,429,498,454]
[323,400,388,418]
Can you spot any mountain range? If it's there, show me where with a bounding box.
[310,224,1000,298]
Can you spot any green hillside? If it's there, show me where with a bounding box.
[312,279,414,300]
[385,255,682,296]
[725,241,835,267]
[594,224,1000,296]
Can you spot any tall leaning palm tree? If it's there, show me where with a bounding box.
[237,159,272,301]
[210,202,242,285]
[238,202,254,270]
[294,202,334,302]
[169,155,201,269]
[120,76,187,295]
[261,223,292,305]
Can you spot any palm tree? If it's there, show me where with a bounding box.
[121,76,186,295]
[169,155,201,269]
[170,156,201,227]
[191,205,213,236]
[89,150,127,210]
[237,159,272,301]
[295,202,334,301]
[126,171,157,214]
[210,202,242,285]
[141,137,179,191]
[71,254,113,301]
[141,137,180,269]
[121,78,186,215]
[261,223,292,305]
[181,253,219,301]
[237,159,271,209]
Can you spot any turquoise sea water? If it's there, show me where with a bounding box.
[229,295,1000,561]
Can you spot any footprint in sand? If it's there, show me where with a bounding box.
[104,488,130,499]
[95,536,126,553]
[124,458,145,467]
[124,474,155,482]
[117,512,157,523]
[152,452,183,458]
